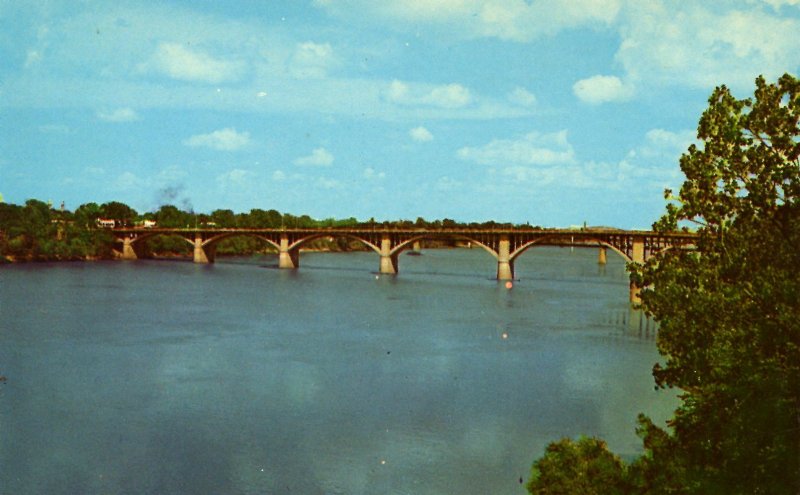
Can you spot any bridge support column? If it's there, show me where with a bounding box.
[496,235,514,280]
[598,246,607,265]
[278,234,299,269]
[379,235,398,275]
[629,239,645,304]
[121,237,138,260]
[411,240,422,254]
[193,235,215,264]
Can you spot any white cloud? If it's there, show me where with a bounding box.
[273,170,287,181]
[217,168,251,186]
[616,3,800,91]
[508,87,537,107]
[477,128,689,193]
[640,128,696,157]
[25,49,42,68]
[385,80,472,108]
[291,41,336,79]
[363,167,386,179]
[147,42,245,84]
[316,0,621,42]
[573,75,633,104]
[761,0,800,8]
[114,171,146,190]
[409,126,434,142]
[425,84,472,108]
[183,128,251,151]
[155,165,188,184]
[97,107,140,122]
[316,177,342,189]
[457,130,575,166]
[435,176,462,191]
[294,147,334,166]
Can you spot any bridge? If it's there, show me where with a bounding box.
[111,227,696,303]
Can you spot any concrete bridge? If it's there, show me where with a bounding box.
[111,227,695,302]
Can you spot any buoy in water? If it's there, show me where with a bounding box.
[505,281,513,289]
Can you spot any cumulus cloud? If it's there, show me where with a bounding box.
[385,80,472,108]
[435,176,462,191]
[114,171,146,190]
[25,49,43,68]
[508,87,537,107]
[409,126,434,142]
[316,177,342,189]
[457,130,575,166]
[216,168,251,186]
[182,128,251,151]
[616,3,800,91]
[466,127,689,193]
[294,147,334,166]
[315,0,621,42]
[761,0,800,9]
[291,41,336,78]
[147,42,245,84]
[363,167,386,179]
[97,107,140,122]
[573,75,633,104]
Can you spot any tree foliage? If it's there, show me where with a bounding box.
[530,74,800,494]
[640,73,800,494]
[527,437,629,495]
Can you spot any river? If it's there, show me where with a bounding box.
[0,246,675,494]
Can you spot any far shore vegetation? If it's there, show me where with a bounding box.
[0,200,539,262]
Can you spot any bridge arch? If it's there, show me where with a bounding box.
[286,233,381,255]
[123,231,194,248]
[390,234,498,259]
[200,232,282,253]
[508,235,632,264]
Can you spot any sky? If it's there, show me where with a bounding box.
[1,0,799,229]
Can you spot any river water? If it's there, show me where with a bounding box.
[0,247,674,494]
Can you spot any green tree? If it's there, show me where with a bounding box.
[635,73,800,494]
[74,202,102,228]
[100,201,137,225]
[528,74,800,494]
[527,437,629,495]
[154,204,191,228]
[210,209,236,228]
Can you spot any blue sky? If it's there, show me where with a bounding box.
[1,0,799,228]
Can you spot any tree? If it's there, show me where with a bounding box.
[634,73,800,494]
[527,437,629,495]
[153,204,190,228]
[528,74,800,494]
[100,201,137,224]
[74,202,102,228]
[210,209,236,228]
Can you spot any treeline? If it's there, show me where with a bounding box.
[0,199,534,261]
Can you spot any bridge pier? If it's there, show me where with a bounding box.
[279,235,299,269]
[629,239,645,304]
[379,235,399,274]
[496,235,515,280]
[121,237,138,260]
[598,246,607,265]
[193,235,216,263]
